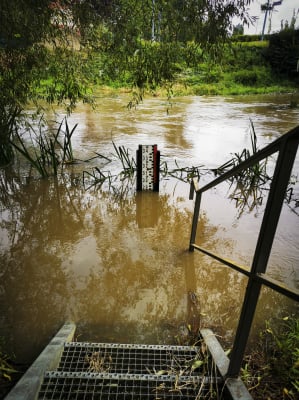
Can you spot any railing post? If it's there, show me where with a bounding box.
[189,189,202,251]
[227,135,299,377]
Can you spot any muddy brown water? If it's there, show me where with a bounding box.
[0,94,298,366]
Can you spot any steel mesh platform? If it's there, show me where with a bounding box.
[58,343,202,375]
[38,371,216,400]
[38,343,221,400]
[5,323,253,400]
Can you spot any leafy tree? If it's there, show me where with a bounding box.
[87,0,256,99]
[0,0,255,166]
[0,0,96,165]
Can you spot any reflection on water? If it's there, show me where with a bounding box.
[0,94,298,366]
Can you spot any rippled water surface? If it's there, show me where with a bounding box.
[0,94,298,364]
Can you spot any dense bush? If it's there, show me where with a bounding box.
[242,316,299,400]
[232,67,274,86]
[263,29,299,77]
[223,43,266,71]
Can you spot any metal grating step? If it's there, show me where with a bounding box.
[58,342,204,375]
[5,324,253,400]
[38,371,221,400]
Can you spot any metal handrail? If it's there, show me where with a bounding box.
[190,125,299,195]
[189,125,299,378]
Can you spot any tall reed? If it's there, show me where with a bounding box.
[10,117,77,178]
[214,119,270,216]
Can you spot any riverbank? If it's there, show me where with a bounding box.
[37,36,299,106]
[97,80,298,99]
[92,70,299,108]
[91,37,299,101]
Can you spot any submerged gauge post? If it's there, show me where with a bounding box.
[136,144,160,192]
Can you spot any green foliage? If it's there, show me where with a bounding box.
[232,66,274,86]
[0,338,17,382]
[169,37,297,96]
[0,1,97,166]
[130,41,182,89]
[237,41,268,48]
[224,42,266,70]
[112,141,136,176]
[262,317,299,393]
[0,106,20,166]
[181,42,204,69]
[98,0,255,47]
[263,29,299,76]
[233,24,244,36]
[214,120,271,217]
[242,316,299,399]
[89,0,256,90]
[0,355,17,382]
[11,118,77,178]
[38,48,94,113]
[0,0,257,167]
[0,0,51,47]
[231,34,268,42]
[233,70,259,85]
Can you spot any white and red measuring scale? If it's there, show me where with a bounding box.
[136,144,160,192]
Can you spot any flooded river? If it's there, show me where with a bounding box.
[0,94,298,366]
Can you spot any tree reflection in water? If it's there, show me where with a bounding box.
[0,168,296,366]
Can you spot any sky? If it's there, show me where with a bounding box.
[243,0,299,35]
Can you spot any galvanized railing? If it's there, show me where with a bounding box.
[189,125,299,378]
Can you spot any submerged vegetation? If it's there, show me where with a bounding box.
[10,115,298,218]
[10,117,76,178]
[214,119,270,217]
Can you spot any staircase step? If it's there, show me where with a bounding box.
[38,371,220,399]
[38,342,221,399]
[58,342,204,375]
[4,324,253,400]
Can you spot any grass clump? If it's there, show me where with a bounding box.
[213,120,270,217]
[10,117,77,178]
[0,351,17,383]
[0,339,19,399]
[241,316,299,399]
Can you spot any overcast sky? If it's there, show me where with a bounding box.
[243,0,299,34]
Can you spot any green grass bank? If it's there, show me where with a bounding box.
[89,33,299,99]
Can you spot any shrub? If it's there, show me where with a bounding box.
[263,29,299,76]
[233,69,258,85]
[232,67,274,86]
[242,316,299,400]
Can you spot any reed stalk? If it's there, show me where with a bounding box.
[213,119,271,215]
[10,117,77,178]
